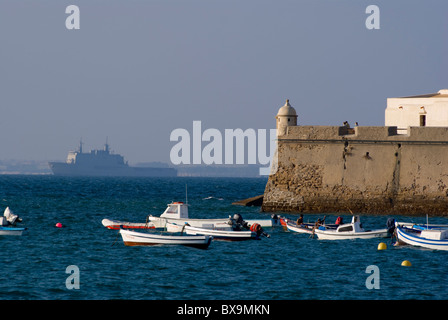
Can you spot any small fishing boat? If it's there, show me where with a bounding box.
[148,202,277,228]
[166,222,258,241]
[287,222,324,234]
[281,217,338,235]
[103,201,278,230]
[313,216,390,240]
[0,207,26,236]
[119,228,212,249]
[395,223,448,251]
[395,221,448,229]
[283,219,314,234]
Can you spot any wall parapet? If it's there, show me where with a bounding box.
[281,126,448,144]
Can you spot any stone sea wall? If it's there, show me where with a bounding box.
[262,126,448,216]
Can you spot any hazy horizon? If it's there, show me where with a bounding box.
[1,0,447,164]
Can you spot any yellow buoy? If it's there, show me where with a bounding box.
[401,260,412,267]
[377,242,387,250]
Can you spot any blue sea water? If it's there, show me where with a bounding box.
[0,175,447,301]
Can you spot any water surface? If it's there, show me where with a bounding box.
[0,175,446,300]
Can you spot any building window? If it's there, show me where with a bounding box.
[420,115,426,127]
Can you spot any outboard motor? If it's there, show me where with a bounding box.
[3,207,22,226]
[233,213,243,225]
[228,213,249,231]
[271,214,278,226]
[386,218,396,235]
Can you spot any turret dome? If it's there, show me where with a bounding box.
[277,99,297,117]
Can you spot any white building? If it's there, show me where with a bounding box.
[385,89,448,133]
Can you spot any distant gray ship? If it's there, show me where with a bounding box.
[48,140,177,177]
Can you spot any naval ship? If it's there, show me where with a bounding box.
[48,140,177,177]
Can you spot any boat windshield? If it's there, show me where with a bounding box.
[338,225,353,232]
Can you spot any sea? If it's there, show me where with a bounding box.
[0,175,447,306]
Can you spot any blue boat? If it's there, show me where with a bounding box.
[396,223,448,251]
[0,226,27,236]
[1,207,27,236]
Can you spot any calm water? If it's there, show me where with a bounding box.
[0,175,447,300]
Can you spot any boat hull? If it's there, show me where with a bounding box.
[119,229,212,249]
[183,225,256,241]
[102,219,155,230]
[282,218,338,235]
[0,227,26,236]
[285,222,314,234]
[396,225,448,251]
[314,228,389,240]
[148,216,275,229]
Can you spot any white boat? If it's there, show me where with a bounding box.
[166,221,232,232]
[395,221,448,229]
[282,218,314,234]
[281,217,338,235]
[0,207,26,236]
[148,202,278,228]
[395,223,448,251]
[103,201,278,230]
[0,226,27,236]
[313,216,390,240]
[166,222,257,241]
[119,228,212,249]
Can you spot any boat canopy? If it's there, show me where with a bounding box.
[160,202,189,219]
[336,216,364,233]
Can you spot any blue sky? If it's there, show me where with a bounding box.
[1,0,447,163]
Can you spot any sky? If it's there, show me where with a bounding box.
[0,0,447,164]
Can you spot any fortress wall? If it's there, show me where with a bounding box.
[262,126,448,215]
[285,125,448,141]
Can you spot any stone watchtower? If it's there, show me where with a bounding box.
[275,99,298,136]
